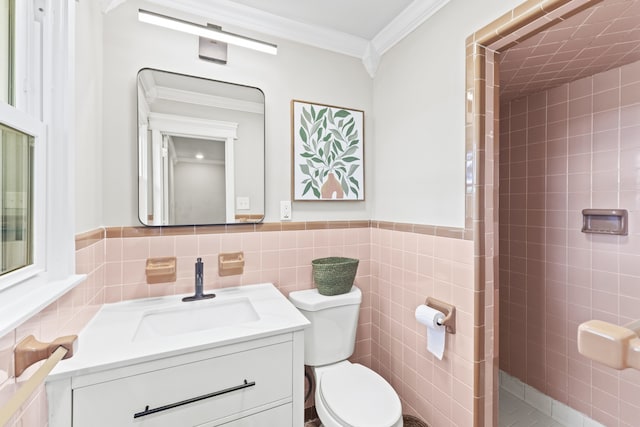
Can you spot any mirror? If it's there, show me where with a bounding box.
[137,68,265,226]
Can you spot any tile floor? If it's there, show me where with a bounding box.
[499,389,566,427]
[307,389,568,427]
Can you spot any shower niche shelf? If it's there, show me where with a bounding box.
[581,209,628,236]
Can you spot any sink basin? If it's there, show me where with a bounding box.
[133,297,259,341]
[48,283,311,381]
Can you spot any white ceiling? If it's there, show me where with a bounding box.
[105,0,451,77]
[224,0,415,40]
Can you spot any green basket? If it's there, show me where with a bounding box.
[311,257,359,296]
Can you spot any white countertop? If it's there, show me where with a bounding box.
[48,283,309,380]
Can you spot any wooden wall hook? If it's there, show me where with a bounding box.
[14,335,77,377]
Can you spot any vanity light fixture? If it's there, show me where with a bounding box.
[138,9,278,56]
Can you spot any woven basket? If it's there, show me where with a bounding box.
[311,257,359,296]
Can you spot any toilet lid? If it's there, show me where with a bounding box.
[319,364,402,427]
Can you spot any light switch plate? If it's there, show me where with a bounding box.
[280,201,292,221]
[236,197,250,210]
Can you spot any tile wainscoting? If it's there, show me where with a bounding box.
[0,221,474,426]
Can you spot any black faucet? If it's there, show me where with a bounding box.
[182,257,216,302]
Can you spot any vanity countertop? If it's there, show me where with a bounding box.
[48,283,309,380]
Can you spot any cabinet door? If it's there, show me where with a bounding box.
[72,342,292,426]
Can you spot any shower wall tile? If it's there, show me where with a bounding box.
[499,59,640,426]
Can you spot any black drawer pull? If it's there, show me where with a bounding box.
[133,379,256,419]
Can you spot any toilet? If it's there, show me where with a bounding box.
[289,286,403,427]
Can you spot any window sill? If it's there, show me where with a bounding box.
[0,274,86,338]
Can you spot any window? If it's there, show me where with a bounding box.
[0,0,34,279]
[0,0,82,336]
[0,0,14,105]
[0,0,40,289]
[0,123,33,275]
[0,102,42,292]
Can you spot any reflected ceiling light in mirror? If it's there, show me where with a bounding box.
[138,9,278,56]
[195,153,204,160]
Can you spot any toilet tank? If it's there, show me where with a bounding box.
[289,286,361,367]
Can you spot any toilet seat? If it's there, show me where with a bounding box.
[318,363,402,427]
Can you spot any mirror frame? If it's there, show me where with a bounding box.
[136,68,265,226]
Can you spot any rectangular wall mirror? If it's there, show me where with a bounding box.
[137,68,265,226]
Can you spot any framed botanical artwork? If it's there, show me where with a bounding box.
[291,100,364,201]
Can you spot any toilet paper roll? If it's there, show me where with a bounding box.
[415,304,446,360]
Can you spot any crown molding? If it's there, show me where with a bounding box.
[155,87,264,115]
[101,0,127,14]
[146,0,368,58]
[114,0,451,78]
[139,70,263,114]
[148,112,238,140]
[362,42,381,78]
[372,0,451,56]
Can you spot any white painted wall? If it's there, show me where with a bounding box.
[75,0,104,232]
[372,0,521,227]
[101,0,373,226]
[233,109,264,216]
[81,0,528,230]
[174,161,226,223]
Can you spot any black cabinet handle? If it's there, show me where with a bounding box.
[133,379,256,419]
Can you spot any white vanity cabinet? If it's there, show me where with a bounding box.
[47,333,303,426]
[45,284,309,427]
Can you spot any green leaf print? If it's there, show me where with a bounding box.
[297,104,362,199]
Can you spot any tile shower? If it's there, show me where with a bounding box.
[499,60,640,427]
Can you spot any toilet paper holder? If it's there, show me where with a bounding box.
[426,297,456,334]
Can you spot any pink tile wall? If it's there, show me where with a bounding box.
[1,225,475,426]
[370,227,475,426]
[0,238,105,426]
[1,227,373,426]
[499,59,640,427]
[104,227,373,366]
